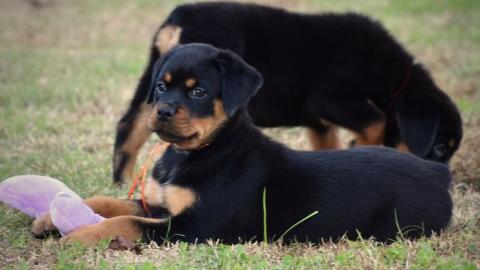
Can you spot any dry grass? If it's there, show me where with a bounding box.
[0,0,479,269]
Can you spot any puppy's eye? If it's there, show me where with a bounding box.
[189,87,207,99]
[155,82,167,94]
[433,143,447,157]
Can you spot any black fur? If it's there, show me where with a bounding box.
[136,44,452,244]
[113,2,462,183]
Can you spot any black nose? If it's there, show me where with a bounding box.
[157,103,176,121]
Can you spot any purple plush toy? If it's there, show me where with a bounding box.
[0,175,104,235]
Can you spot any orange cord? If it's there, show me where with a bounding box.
[128,143,169,214]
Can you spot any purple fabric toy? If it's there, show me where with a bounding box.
[0,175,104,235]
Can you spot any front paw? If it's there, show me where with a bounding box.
[32,213,57,238]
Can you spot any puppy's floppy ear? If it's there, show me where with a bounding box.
[216,50,263,117]
[146,57,164,104]
[395,107,442,157]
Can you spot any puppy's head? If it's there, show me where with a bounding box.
[147,43,263,150]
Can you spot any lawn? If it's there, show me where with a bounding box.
[0,0,479,269]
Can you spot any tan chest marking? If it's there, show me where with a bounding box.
[144,178,197,216]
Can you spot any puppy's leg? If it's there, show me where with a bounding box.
[32,197,145,236]
[353,120,385,146]
[113,25,183,185]
[60,215,166,246]
[114,102,153,184]
[307,121,340,150]
[307,96,385,147]
[84,196,145,218]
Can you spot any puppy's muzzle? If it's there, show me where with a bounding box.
[157,103,177,122]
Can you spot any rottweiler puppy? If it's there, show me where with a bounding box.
[36,44,452,245]
[113,2,462,184]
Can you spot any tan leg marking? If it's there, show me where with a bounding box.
[118,103,153,182]
[84,196,142,218]
[144,178,197,216]
[354,121,385,146]
[396,142,410,153]
[155,25,182,54]
[60,216,164,246]
[307,126,340,150]
[32,213,55,235]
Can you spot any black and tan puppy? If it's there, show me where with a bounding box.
[38,44,452,245]
[113,2,462,184]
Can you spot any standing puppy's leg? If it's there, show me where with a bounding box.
[307,122,340,150]
[113,25,182,184]
[306,93,385,148]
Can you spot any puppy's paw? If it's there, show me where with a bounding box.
[32,213,57,238]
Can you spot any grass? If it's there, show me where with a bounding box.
[0,0,479,268]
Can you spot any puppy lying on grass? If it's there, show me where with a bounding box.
[35,44,452,245]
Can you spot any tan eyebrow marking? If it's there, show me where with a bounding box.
[164,72,172,83]
[185,78,196,88]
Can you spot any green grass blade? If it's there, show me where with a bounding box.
[278,211,319,242]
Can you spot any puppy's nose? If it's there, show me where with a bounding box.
[157,103,176,121]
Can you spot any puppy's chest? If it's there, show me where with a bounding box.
[147,158,203,216]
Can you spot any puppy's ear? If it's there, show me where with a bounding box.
[216,50,263,117]
[395,108,442,157]
[146,57,164,104]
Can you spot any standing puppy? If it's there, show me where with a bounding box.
[56,44,452,246]
[113,2,462,184]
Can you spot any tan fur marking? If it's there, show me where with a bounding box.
[32,213,55,235]
[60,216,165,246]
[396,142,410,153]
[177,100,228,149]
[354,121,385,146]
[164,72,172,83]
[119,103,153,181]
[148,100,227,150]
[144,177,164,206]
[307,127,340,150]
[144,178,197,216]
[448,139,455,148]
[84,196,142,218]
[185,78,196,88]
[164,185,197,216]
[155,25,182,54]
